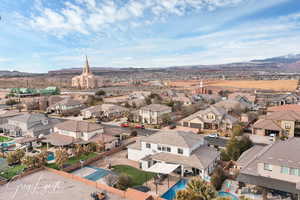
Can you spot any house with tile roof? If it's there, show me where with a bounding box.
[81,103,129,119]
[237,138,300,198]
[137,104,172,125]
[252,110,300,137]
[44,120,117,149]
[127,130,220,179]
[47,98,84,115]
[1,113,60,137]
[180,105,239,130]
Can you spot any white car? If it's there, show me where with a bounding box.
[208,133,219,138]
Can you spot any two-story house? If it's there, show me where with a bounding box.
[1,113,60,137]
[47,98,84,115]
[81,104,129,119]
[237,138,300,198]
[44,120,117,150]
[137,104,172,125]
[127,130,220,180]
[180,105,239,130]
[252,110,300,137]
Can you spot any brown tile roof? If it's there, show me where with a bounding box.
[142,130,204,148]
[253,118,282,131]
[150,146,219,169]
[267,104,300,112]
[140,104,171,112]
[43,133,76,146]
[55,120,103,132]
[266,110,300,121]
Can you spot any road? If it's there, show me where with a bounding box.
[102,124,158,137]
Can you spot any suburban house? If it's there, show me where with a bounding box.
[214,99,249,113]
[267,104,300,114]
[180,105,239,130]
[136,104,172,125]
[237,138,300,199]
[81,104,129,119]
[0,110,24,133]
[252,110,300,137]
[1,113,60,137]
[44,120,118,150]
[255,92,299,107]
[127,130,220,180]
[47,98,84,115]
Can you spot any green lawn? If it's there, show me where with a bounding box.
[46,152,98,170]
[0,136,12,142]
[112,165,156,187]
[66,152,98,165]
[0,164,26,179]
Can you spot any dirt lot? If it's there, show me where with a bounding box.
[208,80,298,91]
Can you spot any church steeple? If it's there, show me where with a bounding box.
[83,55,91,74]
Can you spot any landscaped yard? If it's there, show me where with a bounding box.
[0,164,26,179]
[0,136,12,142]
[112,165,156,186]
[46,152,98,169]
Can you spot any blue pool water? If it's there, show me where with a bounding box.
[82,166,111,181]
[47,152,55,161]
[161,179,239,200]
[161,179,188,200]
[218,192,239,200]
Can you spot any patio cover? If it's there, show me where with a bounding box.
[145,163,180,174]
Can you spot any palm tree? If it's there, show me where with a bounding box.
[176,178,217,200]
[55,149,68,169]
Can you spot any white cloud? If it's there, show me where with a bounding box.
[0,57,10,62]
[25,0,248,36]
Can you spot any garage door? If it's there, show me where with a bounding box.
[190,123,202,129]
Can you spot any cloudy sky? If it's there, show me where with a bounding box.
[0,0,300,72]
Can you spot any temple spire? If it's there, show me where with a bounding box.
[84,55,91,74]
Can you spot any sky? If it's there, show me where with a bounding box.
[0,0,300,73]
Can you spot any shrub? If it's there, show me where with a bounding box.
[6,149,25,165]
[211,167,227,190]
[116,174,132,190]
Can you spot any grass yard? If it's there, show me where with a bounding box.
[0,164,26,179]
[66,152,98,165]
[0,136,12,142]
[46,152,98,170]
[112,165,156,187]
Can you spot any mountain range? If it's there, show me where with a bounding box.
[2,53,300,77]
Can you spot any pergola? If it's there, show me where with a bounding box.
[145,163,180,193]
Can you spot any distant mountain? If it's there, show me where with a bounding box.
[0,70,37,77]
[251,54,300,64]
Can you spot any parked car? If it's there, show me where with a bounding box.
[120,123,129,127]
[96,119,101,124]
[169,123,176,129]
[208,133,219,138]
[135,124,145,129]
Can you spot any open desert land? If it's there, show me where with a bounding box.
[207,80,298,91]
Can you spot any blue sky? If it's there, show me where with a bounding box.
[0,0,300,73]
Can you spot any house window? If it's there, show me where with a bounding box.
[162,146,166,151]
[263,163,272,171]
[146,143,151,149]
[290,168,299,176]
[281,166,290,174]
[157,145,162,151]
[167,147,171,152]
[285,123,291,129]
[178,148,183,155]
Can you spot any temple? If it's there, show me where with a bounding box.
[72,56,102,89]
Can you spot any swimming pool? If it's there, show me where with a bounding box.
[47,152,55,161]
[161,179,239,200]
[218,192,239,200]
[161,179,188,200]
[72,166,111,182]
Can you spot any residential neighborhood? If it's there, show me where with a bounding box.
[1,1,300,200]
